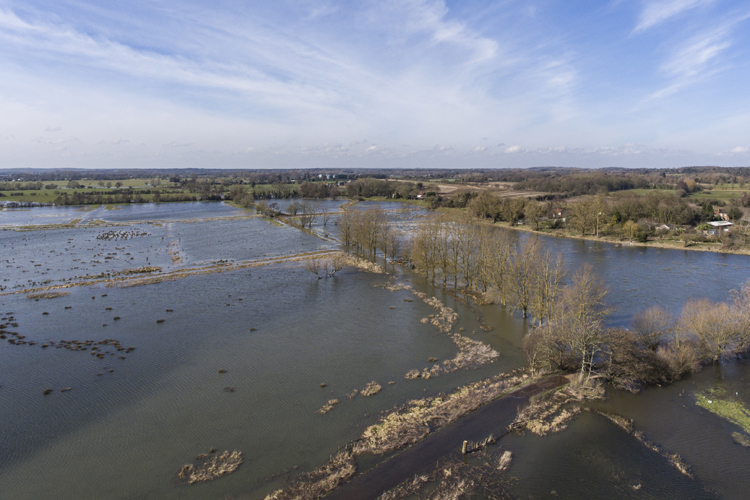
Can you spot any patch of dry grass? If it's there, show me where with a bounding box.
[510,377,603,437]
[177,450,243,484]
[26,291,69,299]
[318,399,339,414]
[360,381,382,397]
[408,334,499,380]
[354,371,530,455]
[376,450,513,500]
[263,451,356,500]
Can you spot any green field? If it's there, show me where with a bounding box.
[617,188,675,196]
[0,189,61,203]
[688,190,744,202]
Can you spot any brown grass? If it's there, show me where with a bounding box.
[354,371,530,455]
[318,399,339,414]
[26,291,69,299]
[408,334,499,380]
[177,450,243,484]
[376,450,513,500]
[264,451,356,500]
[510,377,603,437]
[360,381,382,397]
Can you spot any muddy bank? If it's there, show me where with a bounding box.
[324,375,569,500]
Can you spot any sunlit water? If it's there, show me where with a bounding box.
[1,202,749,499]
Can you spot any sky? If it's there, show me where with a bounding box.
[1,0,750,170]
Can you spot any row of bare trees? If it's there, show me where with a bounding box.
[337,208,401,262]
[408,214,566,324]
[525,275,750,388]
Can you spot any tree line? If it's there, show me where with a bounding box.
[525,279,750,391]
[334,208,750,394]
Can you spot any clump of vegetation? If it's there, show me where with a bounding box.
[27,291,69,299]
[732,432,750,447]
[408,334,499,380]
[119,266,162,275]
[510,377,602,436]
[376,450,513,500]
[318,399,339,414]
[355,371,529,455]
[178,450,242,484]
[264,451,356,500]
[360,381,382,397]
[696,389,750,433]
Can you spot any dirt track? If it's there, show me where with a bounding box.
[325,375,569,500]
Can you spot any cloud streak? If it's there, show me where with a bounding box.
[634,0,715,32]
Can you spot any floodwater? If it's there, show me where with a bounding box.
[1,202,749,500]
[0,206,87,226]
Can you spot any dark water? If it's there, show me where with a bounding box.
[511,233,750,326]
[1,202,749,499]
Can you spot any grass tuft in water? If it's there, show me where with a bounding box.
[695,389,750,433]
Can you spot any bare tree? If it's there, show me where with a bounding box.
[305,257,322,279]
[300,203,317,229]
[507,238,541,318]
[560,263,609,324]
[327,253,345,277]
[500,198,525,225]
[287,201,301,216]
[526,201,548,230]
[679,299,738,362]
[631,306,672,351]
[531,251,566,326]
[320,206,331,226]
[569,199,596,236]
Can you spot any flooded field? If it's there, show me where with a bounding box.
[1,202,749,499]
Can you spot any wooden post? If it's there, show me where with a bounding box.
[461,440,468,454]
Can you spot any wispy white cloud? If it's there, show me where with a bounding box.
[504,145,524,153]
[634,0,715,32]
[44,125,61,132]
[730,146,748,153]
[368,0,498,63]
[647,14,749,100]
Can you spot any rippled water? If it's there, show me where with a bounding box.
[1,202,750,500]
[96,201,247,222]
[0,206,88,226]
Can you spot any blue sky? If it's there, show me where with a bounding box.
[1,0,749,169]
